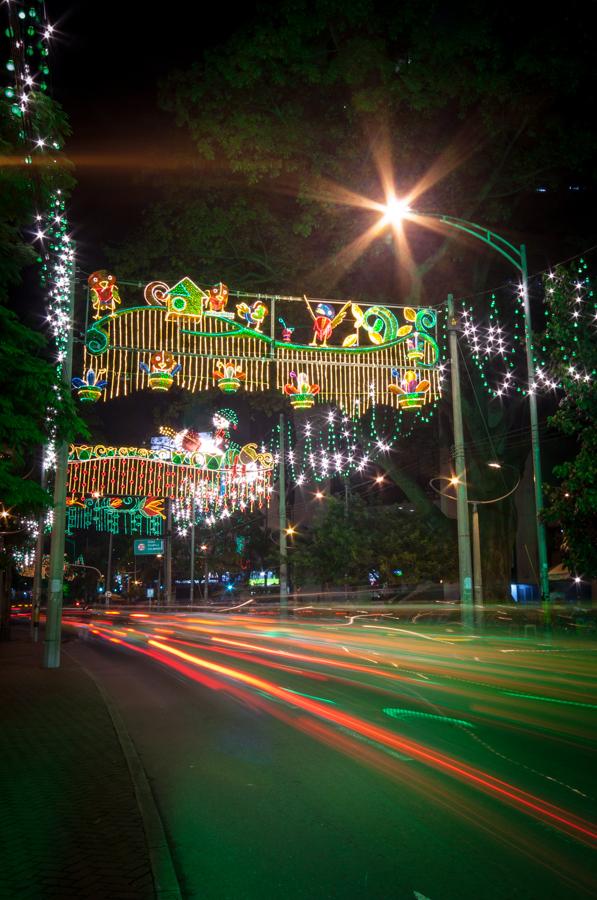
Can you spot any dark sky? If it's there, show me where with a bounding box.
[48,1,243,269]
[40,3,248,442]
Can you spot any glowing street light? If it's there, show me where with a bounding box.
[380,195,412,226]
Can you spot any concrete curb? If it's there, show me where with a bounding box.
[65,649,182,900]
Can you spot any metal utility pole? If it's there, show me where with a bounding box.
[471,503,484,624]
[189,498,195,604]
[520,246,550,613]
[105,531,113,606]
[278,413,288,617]
[165,499,173,605]
[447,295,474,629]
[43,265,76,669]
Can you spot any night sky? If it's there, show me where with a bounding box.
[48,2,245,266]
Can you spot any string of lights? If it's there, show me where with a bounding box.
[457,264,595,400]
[3,1,75,561]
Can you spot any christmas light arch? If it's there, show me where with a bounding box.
[81,276,442,416]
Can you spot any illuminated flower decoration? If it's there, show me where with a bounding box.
[213,360,246,394]
[394,306,424,359]
[406,334,424,361]
[140,351,182,391]
[141,497,166,519]
[388,368,430,409]
[283,371,320,409]
[72,369,108,402]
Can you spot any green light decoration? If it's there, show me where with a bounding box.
[269,394,445,485]
[66,496,165,536]
[458,264,595,399]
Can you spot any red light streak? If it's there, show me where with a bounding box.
[147,638,597,845]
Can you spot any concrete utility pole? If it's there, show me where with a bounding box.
[189,497,195,604]
[471,502,484,624]
[165,499,173,605]
[105,531,113,606]
[278,412,288,617]
[43,264,76,669]
[31,467,47,641]
[447,295,474,629]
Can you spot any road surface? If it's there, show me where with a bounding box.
[63,610,597,899]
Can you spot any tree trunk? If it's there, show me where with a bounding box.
[0,546,12,642]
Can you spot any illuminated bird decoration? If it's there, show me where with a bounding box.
[236,300,268,331]
[207,282,231,314]
[72,369,108,402]
[388,368,430,409]
[140,351,182,391]
[283,371,320,409]
[278,317,295,343]
[88,270,121,319]
[213,360,246,394]
[305,297,350,346]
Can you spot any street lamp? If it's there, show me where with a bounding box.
[380,202,550,609]
[200,544,209,602]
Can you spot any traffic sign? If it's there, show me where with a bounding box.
[134,539,164,556]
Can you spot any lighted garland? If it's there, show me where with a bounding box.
[536,260,596,390]
[457,265,596,401]
[3,3,75,569]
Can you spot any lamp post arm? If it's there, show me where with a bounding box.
[415,212,523,273]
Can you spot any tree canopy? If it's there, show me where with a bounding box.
[542,262,597,578]
[114,0,597,298]
[0,305,85,513]
[292,495,457,588]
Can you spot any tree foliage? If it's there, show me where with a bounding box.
[114,1,597,296]
[0,93,73,303]
[292,495,457,587]
[0,306,86,512]
[542,263,597,577]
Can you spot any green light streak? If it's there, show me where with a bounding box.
[383,708,476,728]
[501,691,597,710]
[282,688,337,705]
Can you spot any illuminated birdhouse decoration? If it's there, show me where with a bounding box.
[388,368,430,409]
[213,360,246,394]
[284,371,320,409]
[140,351,182,391]
[144,276,208,320]
[72,369,108,402]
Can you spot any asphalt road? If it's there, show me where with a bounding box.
[64,611,597,899]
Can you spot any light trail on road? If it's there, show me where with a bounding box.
[63,609,597,894]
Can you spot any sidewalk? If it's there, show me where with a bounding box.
[0,631,155,899]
